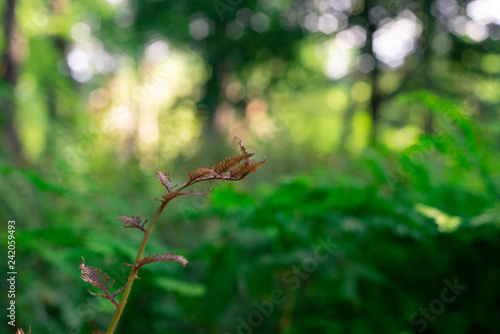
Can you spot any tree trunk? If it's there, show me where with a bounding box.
[44,0,69,158]
[369,65,380,145]
[1,0,23,163]
[365,15,380,146]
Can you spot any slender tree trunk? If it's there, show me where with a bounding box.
[369,65,380,144]
[200,18,230,141]
[422,0,434,135]
[199,67,219,137]
[365,15,380,146]
[1,0,23,163]
[355,0,382,146]
[44,0,69,158]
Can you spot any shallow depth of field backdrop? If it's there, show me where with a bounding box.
[1,0,500,333]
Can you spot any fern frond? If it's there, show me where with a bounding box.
[177,136,266,191]
[233,135,249,155]
[214,136,257,173]
[188,166,215,181]
[118,214,148,232]
[80,257,123,307]
[80,258,113,290]
[136,252,189,269]
[157,169,177,193]
[214,152,255,173]
[237,157,267,179]
[228,161,248,179]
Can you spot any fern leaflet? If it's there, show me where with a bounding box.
[137,252,189,269]
[80,257,124,307]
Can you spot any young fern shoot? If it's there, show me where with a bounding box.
[79,136,266,334]
[79,257,125,307]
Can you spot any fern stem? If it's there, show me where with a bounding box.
[106,201,167,334]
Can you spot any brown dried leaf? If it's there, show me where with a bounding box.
[233,135,249,155]
[137,252,189,269]
[80,257,114,291]
[188,166,215,181]
[16,327,31,334]
[214,152,255,174]
[118,214,147,232]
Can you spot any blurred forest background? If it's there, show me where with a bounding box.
[1,0,500,333]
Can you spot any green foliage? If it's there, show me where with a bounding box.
[3,0,500,332]
[183,171,499,333]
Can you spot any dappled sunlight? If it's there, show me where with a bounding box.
[415,204,462,232]
[279,87,349,154]
[345,110,371,154]
[382,125,422,152]
[322,25,366,79]
[373,10,422,68]
[12,0,500,170]
[67,22,117,82]
[189,14,215,40]
[103,103,136,134]
[466,0,500,25]
[16,74,48,161]
[90,44,207,164]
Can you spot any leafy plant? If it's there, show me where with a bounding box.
[79,136,266,333]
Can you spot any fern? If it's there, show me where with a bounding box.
[188,166,215,181]
[136,252,189,269]
[117,214,148,232]
[234,157,267,179]
[234,135,249,154]
[79,257,124,307]
[156,170,177,193]
[214,152,255,174]
[181,136,266,188]
[80,136,265,333]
